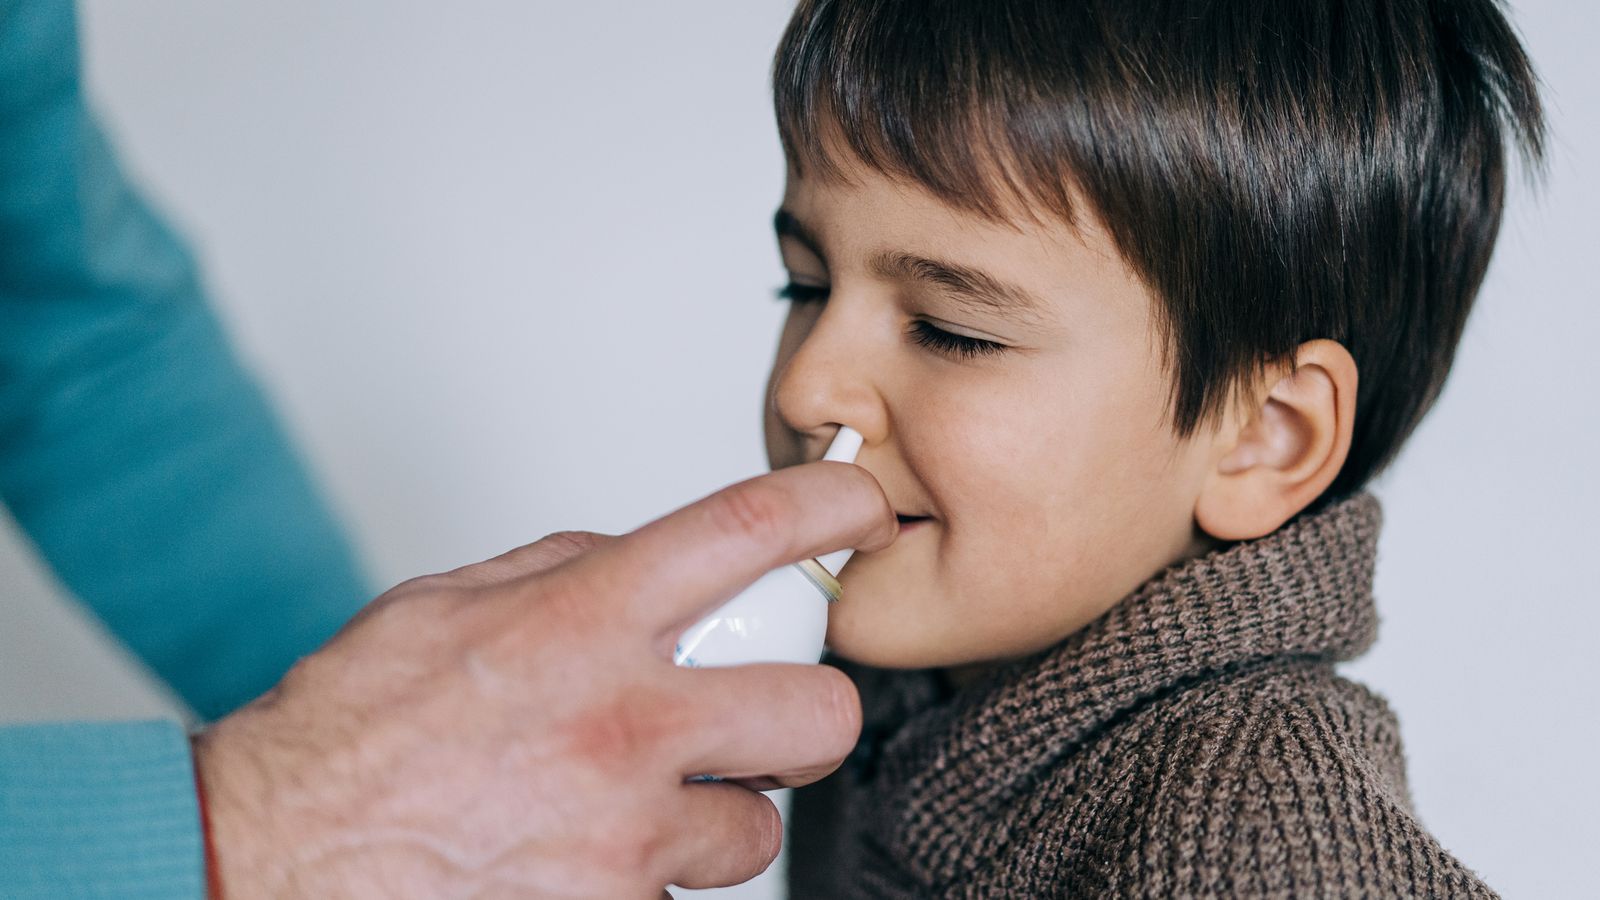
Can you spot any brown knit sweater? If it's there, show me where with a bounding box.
[787,493,1495,898]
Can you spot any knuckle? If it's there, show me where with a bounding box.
[554,689,680,773]
[538,529,604,558]
[374,581,474,633]
[335,582,483,670]
[462,532,614,589]
[388,571,454,597]
[505,531,608,580]
[706,482,791,549]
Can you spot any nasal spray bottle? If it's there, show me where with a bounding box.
[673,426,865,668]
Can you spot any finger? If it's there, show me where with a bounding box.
[729,770,833,791]
[726,776,785,792]
[448,531,613,586]
[548,462,897,639]
[665,781,783,889]
[673,663,861,785]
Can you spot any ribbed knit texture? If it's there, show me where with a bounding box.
[0,720,204,898]
[788,493,1495,898]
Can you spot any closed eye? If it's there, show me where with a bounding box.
[909,320,1007,358]
[776,282,829,303]
[778,283,1007,358]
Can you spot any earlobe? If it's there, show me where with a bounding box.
[1195,340,1358,541]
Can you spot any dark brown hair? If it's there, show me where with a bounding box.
[773,0,1544,499]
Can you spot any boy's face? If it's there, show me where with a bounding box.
[765,156,1220,669]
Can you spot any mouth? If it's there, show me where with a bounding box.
[896,513,934,530]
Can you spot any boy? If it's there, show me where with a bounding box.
[760,0,1543,896]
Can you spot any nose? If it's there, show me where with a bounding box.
[770,298,891,453]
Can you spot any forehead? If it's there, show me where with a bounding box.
[778,155,1129,299]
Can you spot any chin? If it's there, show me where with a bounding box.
[824,638,934,669]
[823,613,979,670]
[824,609,925,668]
[825,591,1111,671]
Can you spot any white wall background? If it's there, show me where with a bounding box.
[1,2,1594,897]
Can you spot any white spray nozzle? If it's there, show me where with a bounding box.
[822,425,865,464]
[817,425,864,576]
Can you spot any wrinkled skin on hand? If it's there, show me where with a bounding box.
[193,461,896,898]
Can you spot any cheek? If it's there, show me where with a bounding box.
[907,353,1194,596]
[904,363,1135,535]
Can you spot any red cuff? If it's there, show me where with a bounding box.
[191,738,224,900]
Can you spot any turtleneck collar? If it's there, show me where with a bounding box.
[830,491,1383,880]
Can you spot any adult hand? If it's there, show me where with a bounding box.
[192,460,896,898]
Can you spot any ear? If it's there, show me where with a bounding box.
[1195,340,1358,541]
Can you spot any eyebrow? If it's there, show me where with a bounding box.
[774,208,1046,323]
[867,250,1046,323]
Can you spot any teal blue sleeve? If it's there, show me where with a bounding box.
[0,721,204,899]
[0,0,371,721]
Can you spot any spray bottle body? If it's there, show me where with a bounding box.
[672,426,863,670]
[672,563,830,667]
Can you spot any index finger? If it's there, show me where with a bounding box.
[547,461,896,641]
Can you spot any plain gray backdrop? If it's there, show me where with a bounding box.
[1,2,1595,897]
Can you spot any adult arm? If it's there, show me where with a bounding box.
[0,0,370,722]
[1,5,366,895]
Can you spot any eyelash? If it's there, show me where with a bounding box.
[775,282,829,304]
[907,320,1007,358]
[775,282,1008,359]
